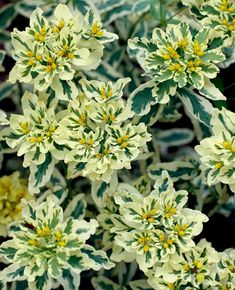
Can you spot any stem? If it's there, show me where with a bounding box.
[165,6,187,23]
[224,81,235,91]
[128,11,149,39]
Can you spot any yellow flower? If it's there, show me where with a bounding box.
[0,172,32,237]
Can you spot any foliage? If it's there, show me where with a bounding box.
[0,0,235,289]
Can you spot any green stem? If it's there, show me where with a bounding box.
[224,81,235,90]
[164,6,187,23]
[128,11,149,39]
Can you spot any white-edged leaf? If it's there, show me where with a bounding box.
[64,194,87,220]
[177,88,213,127]
[28,153,55,194]
[199,78,226,101]
[148,161,198,181]
[128,81,156,116]
[155,128,194,147]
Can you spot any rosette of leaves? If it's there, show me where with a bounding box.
[2,91,65,194]
[9,4,118,99]
[182,0,235,46]
[147,239,220,290]
[110,171,208,272]
[128,22,226,127]
[55,77,151,184]
[0,196,114,290]
[195,107,235,193]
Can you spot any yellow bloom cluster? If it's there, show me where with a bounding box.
[0,172,32,236]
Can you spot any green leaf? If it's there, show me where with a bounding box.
[81,245,114,270]
[148,161,198,181]
[28,153,55,194]
[0,82,15,101]
[129,279,153,290]
[0,280,6,290]
[72,0,93,14]
[177,88,213,127]
[0,31,11,43]
[51,80,78,101]
[29,271,51,290]
[67,255,84,270]
[97,0,126,13]
[91,173,118,208]
[152,79,177,104]
[48,257,61,278]
[0,241,17,261]
[64,194,87,220]
[59,269,81,290]
[137,103,164,126]
[199,78,226,101]
[156,128,194,147]
[0,4,16,30]
[128,81,156,115]
[133,0,150,14]
[92,276,127,290]
[2,264,25,282]
[103,4,133,25]
[63,217,74,235]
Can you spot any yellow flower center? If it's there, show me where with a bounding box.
[27,51,34,57]
[196,273,205,283]
[55,230,63,241]
[117,135,129,148]
[221,18,235,31]
[19,122,30,134]
[223,141,231,149]
[34,27,47,42]
[91,22,104,37]
[178,38,188,49]
[35,55,42,61]
[231,146,235,152]
[215,162,223,169]
[102,114,109,121]
[28,239,37,246]
[52,19,65,33]
[175,223,188,236]
[219,0,234,12]
[169,63,183,72]
[165,205,177,218]
[142,208,157,223]
[187,59,203,71]
[193,41,204,57]
[28,59,35,66]
[167,283,175,289]
[45,60,57,73]
[228,264,235,272]
[137,236,152,252]
[194,260,203,269]
[28,136,43,143]
[183,264,191,272]
[166,45,180,59]
[57,240,67,247]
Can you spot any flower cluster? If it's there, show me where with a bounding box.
[0,196,114,289]
[55,78,151,182]
[2,91,63,193]
[183,0,235,45]
[129,22,226,104]
[9,4,117,95]
[5,91,61,167]
[195,107,235,192]
[0,172,32,237]
[0,1,235,289]
[110,171,208,272]
[147,239,219,289]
